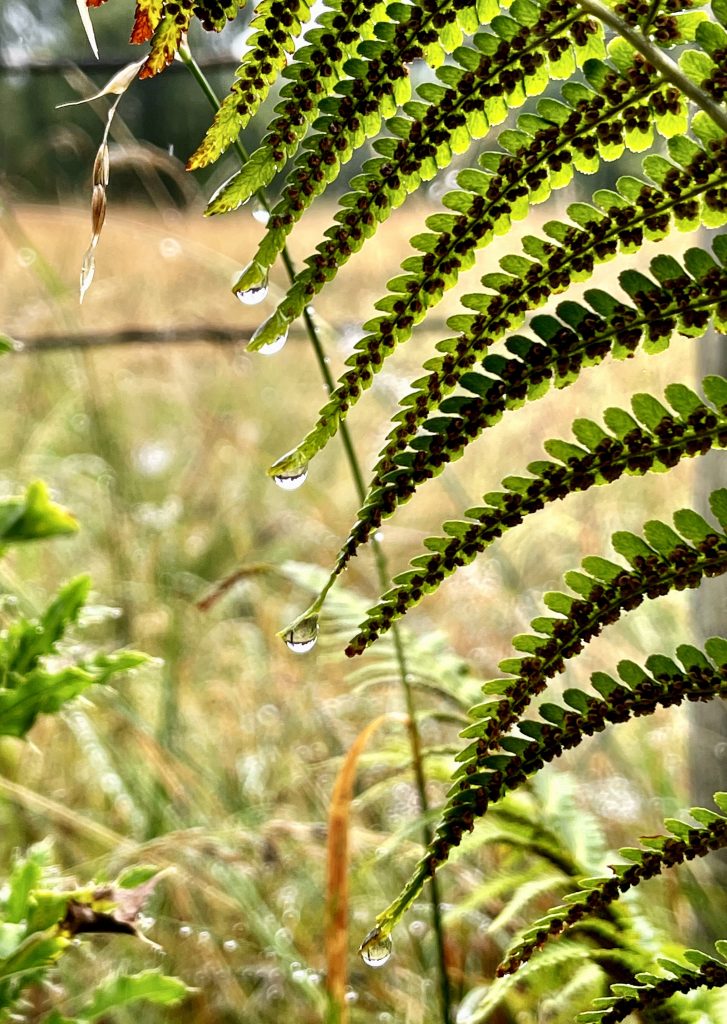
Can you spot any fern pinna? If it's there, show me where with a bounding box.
[84,0,727,1018]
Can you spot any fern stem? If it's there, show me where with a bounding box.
[573,0,727,134]
[179,41,452,1024]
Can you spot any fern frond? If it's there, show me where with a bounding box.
[498,780,727,976]
[360,490,727,946]
[236,0,605,328]
[219,0,482,253]
[243,0,606,324]
[347,375,727,653]
[576,942,727,1023]
[201,0,388,191]
[268,118,727,483]
[297,239,727,624]
[187,0,313,167]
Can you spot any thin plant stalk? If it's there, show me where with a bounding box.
[178,42,452,1024]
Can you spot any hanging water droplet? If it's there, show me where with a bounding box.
[235,277,269,306]
[273,462,308,490]
[258,328,289,356]
[360,929,392,968]
[223,938,238,952]
[283,615,319,654]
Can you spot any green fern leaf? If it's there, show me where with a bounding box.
[343,376,725,654]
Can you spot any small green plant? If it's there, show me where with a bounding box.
[0,468,189,1017]
[76,0,727,1020]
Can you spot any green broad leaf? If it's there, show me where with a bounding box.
[536,97,571,125]
[672,508,716,543]
[715,0,727,26]
[689,807,723,826]
[616,660,649,688]
[651,254,688,286]
[696,19,727,55]
[664,818,694,841]
[702,375,727,409]
[587,669,618,707]
[618,269,655,299]
[511,634,547,655]
[642,520,684,555]
[543,439,588,464]
[676,643,712,672]
[80,970,190,1020]
[0,482,77,544]
[571,418,609,451]
[562,688,590,713]
[644,653,680,679]
[683,949,720,968]
[643,154,676,187]
[710,488,727,529]
[705,637,727,665]
[667,133,704,168]
[611,531,655,566]
[664,382,706,419]
[678,48,715,87]
[617,847,644,864]
[538,703,566,726]
[543,591,575,615]
[714,793,727,814]
[458,168,491,195]
[564,571,595,597]
[581,556,623,583]
[630,393,670,430]
[603,407,639,438]
[692,110,727,152]
[716,939,727,959]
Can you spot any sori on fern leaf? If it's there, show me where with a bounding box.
[76,0,727,1017]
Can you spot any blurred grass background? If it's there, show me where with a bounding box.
[0,3,724,1013]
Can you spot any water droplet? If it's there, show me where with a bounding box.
[373,530,384,542]
[345,989,359,1004]
[283,615,319,654]
[258,328,288,356]
[273,462,307,490]
[360,929,392,968]
[236,278,269,306]
[223,939,238,952]
[252,202,270,225]
[178,925,193,938]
